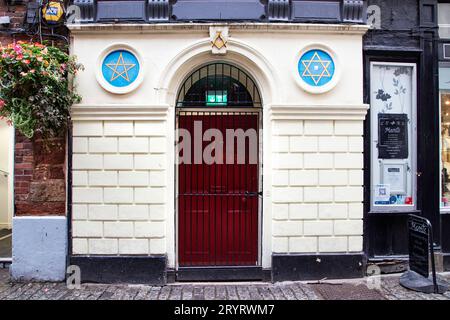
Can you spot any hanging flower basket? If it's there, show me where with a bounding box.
[0,41,83,138]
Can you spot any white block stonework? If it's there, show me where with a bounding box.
[72,120,167,256]
[271,119,365,254]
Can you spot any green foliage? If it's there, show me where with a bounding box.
[0,41,83,138]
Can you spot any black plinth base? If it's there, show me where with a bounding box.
[399,270,449,294]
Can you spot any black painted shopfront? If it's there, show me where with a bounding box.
[363,0,450,272]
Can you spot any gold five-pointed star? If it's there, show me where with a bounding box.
[301,52,332,85]
[105,52,136,82]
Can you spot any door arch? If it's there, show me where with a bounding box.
[176,62,262,269]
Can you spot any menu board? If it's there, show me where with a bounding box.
[408,215,430,278]
[378,113,409,159]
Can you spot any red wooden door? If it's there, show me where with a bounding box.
[178,112,259,266]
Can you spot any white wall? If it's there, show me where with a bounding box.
[69,23,369,269]
[0,119,13,229]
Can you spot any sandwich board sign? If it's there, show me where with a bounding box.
[400,215,448,294]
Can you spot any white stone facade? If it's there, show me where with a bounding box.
[69,23,369,269]
[271,119,364,254]
[71,120,168,256]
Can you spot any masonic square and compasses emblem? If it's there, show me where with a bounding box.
[102,50,140,88]
[298,49,335,87]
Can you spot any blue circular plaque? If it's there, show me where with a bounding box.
[298,49,335,87]
[102,50,140,88]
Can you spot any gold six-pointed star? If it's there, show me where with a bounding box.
[105,52,136,82]
[301,51,332,85]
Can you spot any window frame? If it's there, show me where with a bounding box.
[369,61,418,212]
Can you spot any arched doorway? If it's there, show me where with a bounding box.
[176,63,262,273]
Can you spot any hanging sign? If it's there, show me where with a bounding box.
[378,113,409,159]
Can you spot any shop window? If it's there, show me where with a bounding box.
[440,64,450,210]
[370,62,417,211]
[438,3,450,39]
[441,92,450,208]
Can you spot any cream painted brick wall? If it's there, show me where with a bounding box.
[119,138,149,153]
[273,221,303,236]
[119,171,149,186]
[150,238,166,254]
[72,238,88,255]
[72,154,103,170]
[290,170,318,186]
[89,239,118,255]
[271,119,364,254]
[119,205,149,220]
[72,171,88,186]
[104,122,133,136]
[318,237,348,252]
[272,237,288,252]
[89,171,118,186]
[304,120,334,135]
[71,120,168,256]
[73,121,103,136]
[119,239,149,254]
[89,205,118,220]
[73,138,88,153]
[272,170,289,186]
[289,237,317,252]
[104,222,134,238]
[89,138,118,153]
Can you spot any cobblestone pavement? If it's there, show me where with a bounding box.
[1,268,449,300]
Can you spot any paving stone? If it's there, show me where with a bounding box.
[299,283,323,300]
[169,285,183,300]
[277,284,296,300]
[289,283,309,300]
[147,286,162,300]
[181,285,193,300]
[268,286,286,300]
[0,269,448,300]
[204,286,216,300]
[192,286,204,300]
[216,286,227,300]
[158,285,172,300]
[236,286,251,300]
[133,286,152,300]
[248,286,263,299]
[226,286,239,300]
[258,286,275,300]
[311,283,385,300]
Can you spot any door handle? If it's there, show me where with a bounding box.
[244,191,262,197]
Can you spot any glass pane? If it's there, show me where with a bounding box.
[438,4,450,39]
[371,63,416,209]
[441,92,450,208]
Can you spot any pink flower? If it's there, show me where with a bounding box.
[20,72,27,76]
[23,59,30,64]
[29,69,35,74]
[16,54,23,60]
[37,56,43,62]
[13,44,22,54]
[0,100,5,110]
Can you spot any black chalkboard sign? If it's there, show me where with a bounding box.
[408,215,431,278]
[378,113,409,159]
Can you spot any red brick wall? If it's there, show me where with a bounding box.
[14,133,67,216]
[0,1,28,44]
[1,2,68,216]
